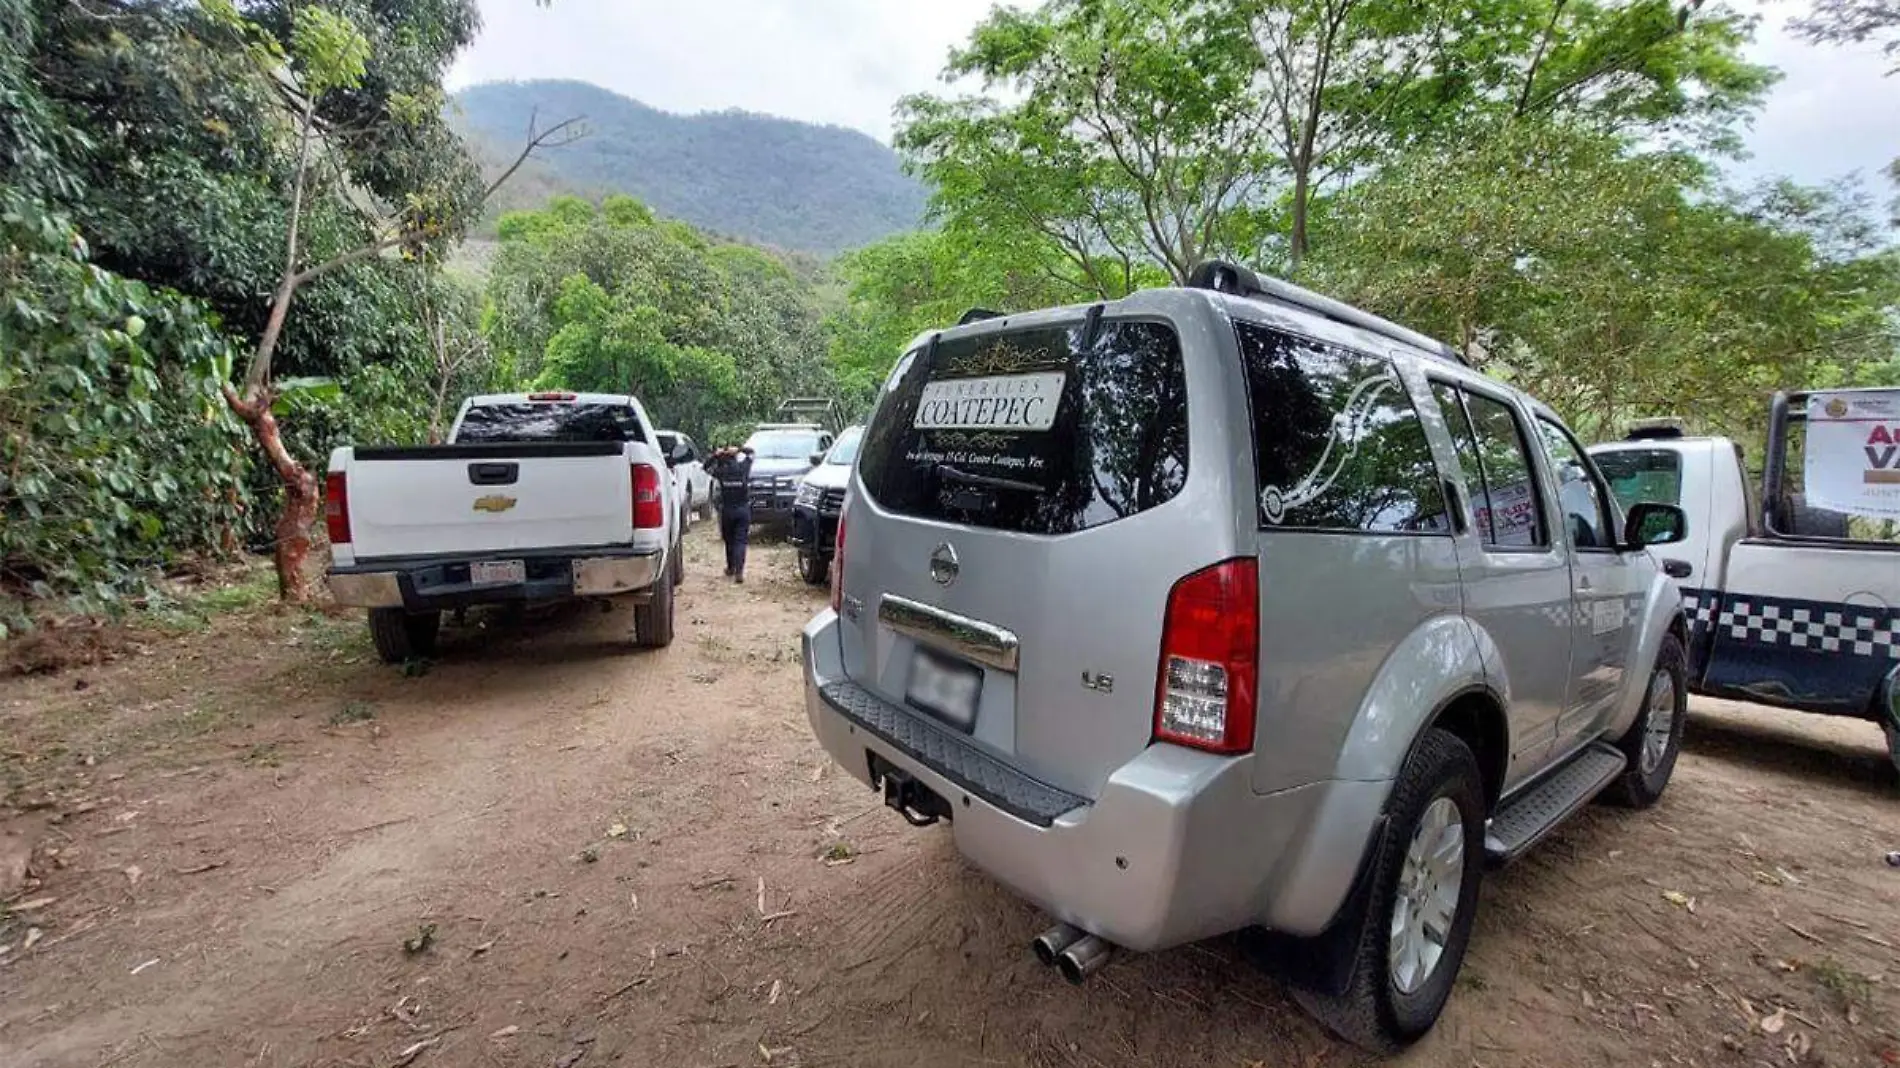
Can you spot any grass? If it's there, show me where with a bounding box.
[1811,958,1875,1008]
[239,742,282,768]
[822,841,857,862]
[328,700,375,726]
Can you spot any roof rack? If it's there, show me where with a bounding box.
[1185,260,1468,367]
[1625,417,1686,440]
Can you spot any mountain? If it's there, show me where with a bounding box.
[452,80,928,256]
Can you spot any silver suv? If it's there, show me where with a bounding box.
[799,263,1692,1050]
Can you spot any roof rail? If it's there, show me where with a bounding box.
[1185,260,1467,366]
[958,307,1004,326]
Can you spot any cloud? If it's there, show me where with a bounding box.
[1735,21,1896,187]
[448,0,1002,143]
[450,0,1897,186]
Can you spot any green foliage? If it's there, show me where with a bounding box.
[899,0,1774,279]
[455,80,926,254]
[484,196,832,440]
[1314,121,1900,439]
[0,197,249,619]
[0,0,487,614]
[290,6,371,95]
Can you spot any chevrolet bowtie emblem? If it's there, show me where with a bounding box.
[472,495,518,514]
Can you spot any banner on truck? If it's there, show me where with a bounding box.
[1805,390,1900,519]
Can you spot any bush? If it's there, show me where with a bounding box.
[0,197,250,627]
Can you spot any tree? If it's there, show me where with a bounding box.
[482,196,829,443]
[898,0,1274,289]
[1793,0,1900,70]
[1314,122,1900,439]
[900,0,1772,281]
[209,3,579,602]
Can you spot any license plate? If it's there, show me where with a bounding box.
[470,559,525,586]
[905,647,982,731]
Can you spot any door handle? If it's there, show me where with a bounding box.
[1575,576,1593,592]
[1662,559,1692,579]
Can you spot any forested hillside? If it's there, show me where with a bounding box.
[3,0,1897,628]
[453,80,927,254]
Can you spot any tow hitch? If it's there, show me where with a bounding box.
[870,754,953,827]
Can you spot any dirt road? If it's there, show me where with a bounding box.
[3,529,1897,1067]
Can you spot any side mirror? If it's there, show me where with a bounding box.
[1624,502,1687,548]
[809,451,826,467]
[667,442,693,468]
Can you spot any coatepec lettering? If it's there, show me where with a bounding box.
[913,372,1065,431]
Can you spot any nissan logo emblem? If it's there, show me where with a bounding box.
[929,542,959,586]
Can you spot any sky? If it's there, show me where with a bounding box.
[446,0,1896,189]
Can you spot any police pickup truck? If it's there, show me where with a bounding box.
[1590,388,1900,771]
[323,392,690,661]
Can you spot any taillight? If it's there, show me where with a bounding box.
[1153,558,1258,754]
[830,504,847,612]
[632,464,664,529]
[324,471,351,546]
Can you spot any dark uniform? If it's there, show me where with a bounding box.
[706,449,754,580]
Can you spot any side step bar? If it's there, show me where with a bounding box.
[1483,741,1626,866]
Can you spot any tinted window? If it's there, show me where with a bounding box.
[1596,448,1682,510]
[455,403,645,444]
[1461,392,1547,548]
[1236,324,1446,533]
[1536,418,1615,549]
[857,320,1189,535]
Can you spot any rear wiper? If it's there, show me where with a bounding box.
[936,464,1041,495]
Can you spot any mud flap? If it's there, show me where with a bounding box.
[1240,815,1388,998]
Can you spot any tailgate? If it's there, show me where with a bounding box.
[347,443,632,560]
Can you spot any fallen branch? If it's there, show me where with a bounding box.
[1784,921,1826,945]
[760,910,797,926]
[173,862,226,876]
[689,874,734,891]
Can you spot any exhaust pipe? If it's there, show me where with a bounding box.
[1031,923,1084,967]
[1056,935,1113,984]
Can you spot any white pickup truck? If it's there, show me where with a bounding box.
[324,392,690,661]
[1589,388,1900,772]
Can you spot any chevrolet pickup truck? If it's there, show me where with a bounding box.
[324,392,688,661]
[1590,388,1900,772]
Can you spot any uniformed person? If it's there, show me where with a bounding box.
[706,444,755,582]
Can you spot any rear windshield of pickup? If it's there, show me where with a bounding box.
[455,403,646,445]
[857,320,1189,535]
[1596,448,1683,510]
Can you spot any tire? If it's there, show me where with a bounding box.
[1606,631,1687,808]
[633,569,676,648]
[1292,728,1485,1053]
[369,608,440,664]
[799,549,829,587]
[670,537,684,587]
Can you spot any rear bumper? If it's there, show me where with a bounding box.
[328,546,661,610]
[800,611,1385,951]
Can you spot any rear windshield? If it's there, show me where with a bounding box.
[1595,448,1683,510]
[747,430,824,459]
[857,320,1189,535]
[455,403,646,444]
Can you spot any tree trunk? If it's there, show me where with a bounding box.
[225,387,317,603]
[1290,167,1311,271]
